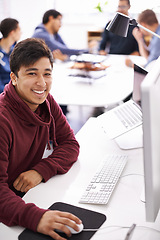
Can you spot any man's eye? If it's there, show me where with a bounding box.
[45,73,52,76]
[28,72,36,75]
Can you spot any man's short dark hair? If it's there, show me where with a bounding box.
[0,18,19,38]
[42,9,62,24]
[10,38,54,76]
[138,9,158,25]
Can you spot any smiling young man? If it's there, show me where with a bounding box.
[0,38,81,239]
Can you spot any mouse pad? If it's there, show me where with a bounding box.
[18,202,106,240]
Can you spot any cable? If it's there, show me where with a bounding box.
[83,225,130,232]
[124,224,136,240]
[120,173,144,178]
[82,224,160,235]
[137,225,160,234]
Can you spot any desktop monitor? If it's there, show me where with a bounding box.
[141,56,160,222]
[133,64,148,106]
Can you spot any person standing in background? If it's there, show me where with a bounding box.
[0,18,21,93]
[99,0,139,56]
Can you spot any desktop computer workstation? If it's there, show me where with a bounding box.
[1,57,160,240]
[96,56,160,223]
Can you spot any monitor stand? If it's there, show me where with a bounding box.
[140,186,146,203]
[114,125,143,150]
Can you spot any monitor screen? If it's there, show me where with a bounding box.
[141,56,160,222]
[133,64,148,106]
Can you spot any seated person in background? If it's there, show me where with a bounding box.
[93,0,139,117]
[132,9,160,67]
[32,9,88,61]
[99,0,139,56]
[32,9,88,115]
[0,18,21,93]
[0,38,81,239]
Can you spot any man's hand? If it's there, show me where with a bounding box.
[37,211,82,240]
[132,27,143,43]
[52,49,68,61]
[13,170,43,193]
[99,50,107,55]
[132,27,149,59]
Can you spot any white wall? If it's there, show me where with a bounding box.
[0,0,55,40]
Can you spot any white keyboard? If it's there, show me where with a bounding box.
[79,154,128,204]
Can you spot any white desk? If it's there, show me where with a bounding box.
[50,55,146,107]
[1,117,160,240]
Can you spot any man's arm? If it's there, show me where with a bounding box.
[45,37,87,56]
[132,27,149,59]
[0,123,47,230]
[52,49,68,61]
[32,31,87,56]
[13,170,43,193]
[32,95,80,182]
[99,23,110,54]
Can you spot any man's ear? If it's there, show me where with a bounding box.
[49,15,54,21]
[10,72,17,86]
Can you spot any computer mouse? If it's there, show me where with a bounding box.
[66,222,84,234]
[56,222,84,235]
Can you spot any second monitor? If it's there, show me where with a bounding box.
[141,56,160,222]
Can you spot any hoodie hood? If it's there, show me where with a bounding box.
[1,81,52,127]
[34,23,47,33]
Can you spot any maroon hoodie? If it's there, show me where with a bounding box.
[0,81,79,231]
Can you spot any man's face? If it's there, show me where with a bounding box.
[117,0,130,15]
[51,15,62,34]
[139,22,152,36]
[11,57,53,112]
[11,24,22,42]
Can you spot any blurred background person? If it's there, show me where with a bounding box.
[98,0,139,56]
[132,9,160,67]
[93,0,139,116]
[0,18,21,93]
[32,9,88,62]
[32,9,88,116]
